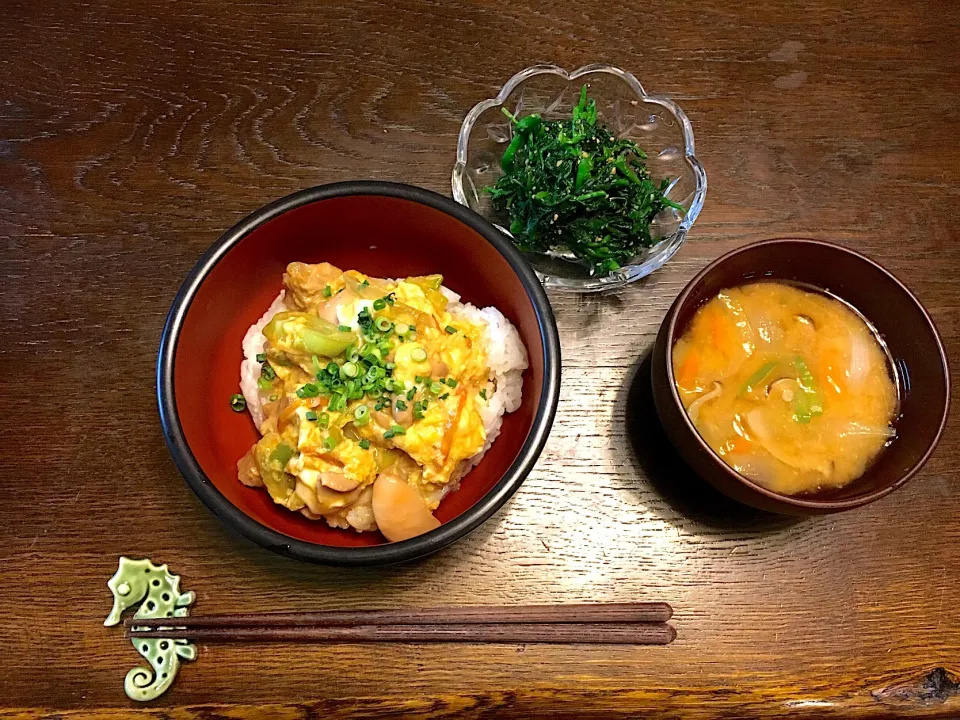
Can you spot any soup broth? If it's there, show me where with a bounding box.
[672,282,898,496]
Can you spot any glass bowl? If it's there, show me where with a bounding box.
[452,64,707,292]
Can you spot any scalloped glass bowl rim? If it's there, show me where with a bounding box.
[452,64,708,293]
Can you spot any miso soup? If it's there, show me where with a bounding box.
[672,282,898,496]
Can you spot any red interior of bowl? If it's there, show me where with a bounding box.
[173,195,545,546]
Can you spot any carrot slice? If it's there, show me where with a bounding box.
[710,311,733,353]
[440,390,468,459]
[278,398,307,430]
[676,353,700,388]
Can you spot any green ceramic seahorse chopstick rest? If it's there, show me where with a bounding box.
[104,557,197,701]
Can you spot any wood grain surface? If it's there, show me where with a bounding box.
[1,0,959,717]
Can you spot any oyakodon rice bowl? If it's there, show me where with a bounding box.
[234,262,528,543]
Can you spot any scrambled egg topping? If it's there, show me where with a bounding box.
[237,263,493,539]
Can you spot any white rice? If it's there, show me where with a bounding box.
[239,285,528,488]
[239,290,288,431]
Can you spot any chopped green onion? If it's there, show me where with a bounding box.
[338,324,353,333]
[479,388,488,400]
[413,402,425,420]
[396,323,410,336]
[296,383,320,398]
[439,393,449,400]
[373,298,386,311]
[395,399,408,411]
[375,317,393,332]
[322,285,332,298]
[411,347,427,363]
[317,412,330,428]
[328,393,346,412]
[257,377,272,391]
[406,388,415,401]
[340,362,359,379]
[445,325,457,334]
[354,405,370,425]
[374,400,386,411]
[384,424,406,439]
[359,439,371,450]
[414,375,424,384]
[229,394,247,412]
[305,410,318,422]
[256,353,267,363]
[260,363,276,380]
[326,361,339,376]
[385,293,396,305]
[323,436,337,451]
[446,378,458,388]
[346,344,360,362]
[359,279,370,288]
[429,381,444,394]
[269,394,279,402]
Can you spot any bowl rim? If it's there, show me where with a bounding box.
[452,63,708,292]
[661,237,950,510]
[156,181,562,566]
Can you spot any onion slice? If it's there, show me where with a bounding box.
[687,381,723,424]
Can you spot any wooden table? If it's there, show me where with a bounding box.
[2,0,958,717]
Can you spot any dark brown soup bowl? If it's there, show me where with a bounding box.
[651,238,949,515]
[158,182,561,565]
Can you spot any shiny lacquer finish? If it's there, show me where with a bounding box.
[158,182,561,565]
[652,239,949,515]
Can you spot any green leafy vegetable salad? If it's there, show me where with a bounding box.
[486,86,684,276]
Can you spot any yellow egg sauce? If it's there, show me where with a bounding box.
[238,263,494,540]
[672,282,898,496]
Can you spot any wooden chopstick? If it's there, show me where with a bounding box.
[127,621,676,645]
[125,602,672,630]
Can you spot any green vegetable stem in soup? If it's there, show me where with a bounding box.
[672,282,898,497]
[485,85,685,277]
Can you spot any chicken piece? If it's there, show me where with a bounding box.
[237,447,262,487]
[283,262,343,312]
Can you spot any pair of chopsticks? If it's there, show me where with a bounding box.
[126,602,675,645]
